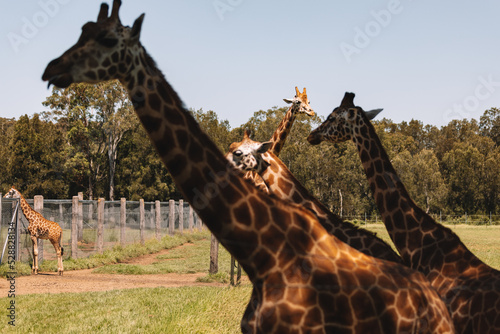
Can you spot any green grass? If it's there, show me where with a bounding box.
[364,223,500,269]
[0,286,253,334]
[93,238,235,276]
[0,231,209,277]
[2,224,500,333]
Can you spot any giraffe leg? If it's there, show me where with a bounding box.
[51,235,64,276]
[31,236,38,275]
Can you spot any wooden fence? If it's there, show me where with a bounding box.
[0,194,204,262]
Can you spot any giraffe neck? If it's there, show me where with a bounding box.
[261,152,330,220]
[268,104,298,156]
[17,193,38,226]
[260,152,402,263]
[352,115,492,277]
[119,46,284,280]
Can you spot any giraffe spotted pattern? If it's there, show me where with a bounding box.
[42,1,455,332]
[4,187,64,275]
[308,92,500,333]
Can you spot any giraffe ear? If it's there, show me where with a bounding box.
[365,108,383,120]
[283,98,293,104]
[130,13,145,43]
[257,141,272,154]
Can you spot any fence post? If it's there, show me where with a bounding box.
[77,192,83,241]
[15,201,20,262]
[97,198,104,253]
[120,198,126,247]
[237,260,241,284]
[34,195,44,264]
[178,199,184,235]
[0,194,2,227]
[189,205,194,232]
[155,200,161,241]
[139,199,145,245]
[197,213,203,231]
[230,256,235,285]
[209,233,218,274]
[71,196,79,259]
[169,199,175,235]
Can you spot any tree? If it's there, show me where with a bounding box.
[392,149,448,213]
[7,114,67,198]
[441,142,485,214]
[191,108,233,153]
[0,117,16,191]
[114,120,180,201]
[43,80,134,200]
[479,108,500,146]
[94,82,135,200]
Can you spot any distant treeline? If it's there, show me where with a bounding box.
[1,81,498,217]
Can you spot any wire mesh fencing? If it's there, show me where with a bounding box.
[0,196,202,265]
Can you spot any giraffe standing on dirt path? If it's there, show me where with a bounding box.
[4,187,64,275]
[308,92,500,333]
[42,2,455,332]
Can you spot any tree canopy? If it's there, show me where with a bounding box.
[1,83,498,217]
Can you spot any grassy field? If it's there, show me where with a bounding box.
[1,224,499,333]
[1,286,253,333]
[366,223,500,269]
[92,237,234,277]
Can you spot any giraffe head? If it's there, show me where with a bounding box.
[226,130,272,173]
[42,0,144,88]
[283,87,315,117]
[307,92,382,145]
[4,187,21,199]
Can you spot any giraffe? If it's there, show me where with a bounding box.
[4,187,64,275]
[42,2,455,332]
[226,132,403,264]
[270,86,315,156]
[308,92,500,333]
[234,86,315,194]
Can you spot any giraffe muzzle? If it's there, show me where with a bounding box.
[307,132,322,145]
[42,58,74,89]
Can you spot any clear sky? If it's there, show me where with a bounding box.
[1,0,499,128]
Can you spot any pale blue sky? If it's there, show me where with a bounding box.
[1,0,499,128]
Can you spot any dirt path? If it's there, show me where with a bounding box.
[1,244,229,297]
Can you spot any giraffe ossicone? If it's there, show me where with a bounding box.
[42,2,455,332]
[4,187,64,275]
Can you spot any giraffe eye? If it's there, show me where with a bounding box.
[233,150,243,157]
[97,36,118,47]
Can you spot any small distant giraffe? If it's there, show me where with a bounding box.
[271,86,314,156]
[227,132,402,264]
[4,187,63,275]
[308,92,500,333]
[42,2,455,332]
[233,86,315,193]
